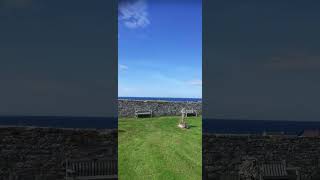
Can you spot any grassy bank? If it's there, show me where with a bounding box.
[118,116,202,180]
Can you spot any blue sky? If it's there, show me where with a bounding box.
[118,0,202,98]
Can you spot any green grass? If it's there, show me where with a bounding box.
[118,116,202,180]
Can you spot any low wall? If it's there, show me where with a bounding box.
[118,99,202,117]
[0,127,117,180]
[203,134,320,179]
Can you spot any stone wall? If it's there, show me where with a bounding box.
[118,100,202,117]
[203,134,320,180]
[0,127,117,180]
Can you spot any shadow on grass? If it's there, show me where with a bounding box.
[188,125,198,128]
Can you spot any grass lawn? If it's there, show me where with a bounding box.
[118,116,202,180]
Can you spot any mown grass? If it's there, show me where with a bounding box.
[118,116,202,180]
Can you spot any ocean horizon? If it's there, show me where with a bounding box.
[204,118,320,135]
[118,96,202,102]
[0,116,117,129]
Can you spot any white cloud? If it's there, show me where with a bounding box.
[119,0,150,29]
[188,79,202,86]
[119,64,129,71]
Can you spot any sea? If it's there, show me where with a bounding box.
[118,97,202,102]
[204,119,320,135]
[0,116,117,129]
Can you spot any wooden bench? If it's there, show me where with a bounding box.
[135,108,152,118]
[181,108,198,117]
[65,159,117,180]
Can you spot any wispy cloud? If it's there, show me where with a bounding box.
[187,79,202,86]
[119,0,150,29]
[119,64,129,71]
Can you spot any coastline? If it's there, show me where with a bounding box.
[0,116,117,129]
[203,118,320,135]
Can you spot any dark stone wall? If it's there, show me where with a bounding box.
[0,127,117,180]
[118,100,202,117]
[203,134,320,180]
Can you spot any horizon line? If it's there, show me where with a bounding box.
[118,96,202,99]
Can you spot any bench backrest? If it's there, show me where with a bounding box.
[185,109,195,113]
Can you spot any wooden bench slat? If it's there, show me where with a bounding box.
[135,109,152,118]
[66,159,117,179]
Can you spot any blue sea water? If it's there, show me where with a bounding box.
[118,97,202,102]
[0,116,117,129]
[204,119,320,135]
